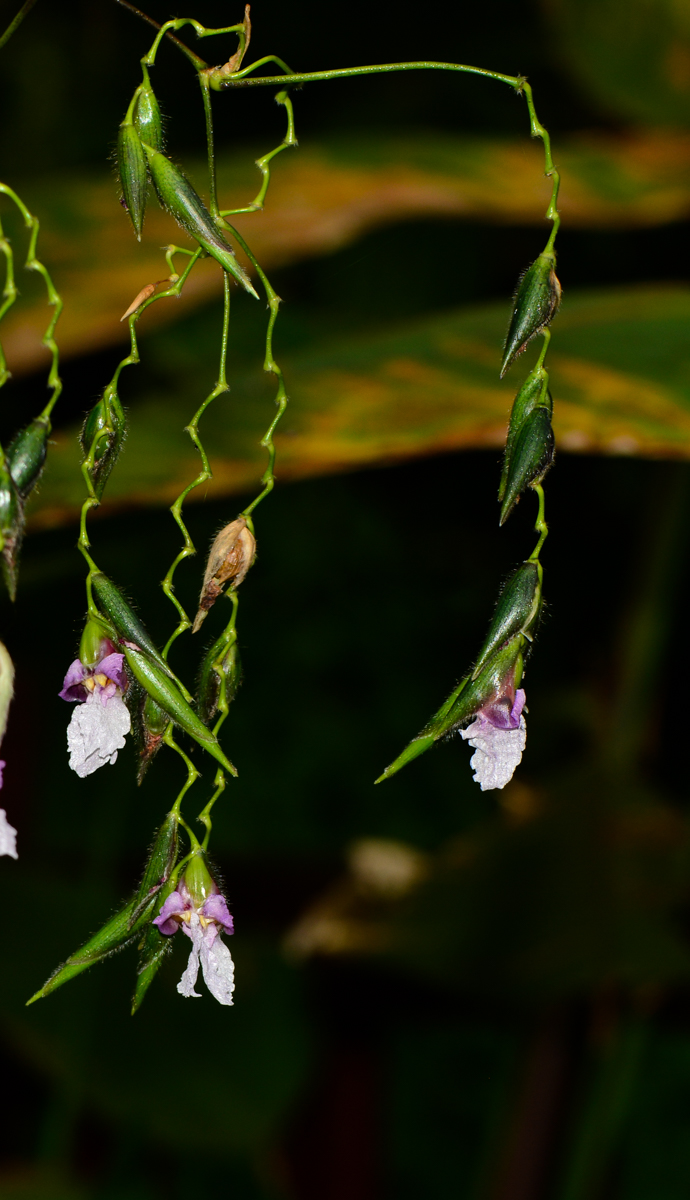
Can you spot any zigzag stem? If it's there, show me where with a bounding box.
[0,184,63,411]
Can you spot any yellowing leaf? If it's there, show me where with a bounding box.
[4,131,690,373]
[26,285,690,530]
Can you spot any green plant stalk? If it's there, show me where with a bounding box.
[0,0,39,52]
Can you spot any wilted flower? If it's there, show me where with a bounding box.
[153,861,235,1005]
[59,638,130,778]
[0,805,17,859]
[461,687,526,791]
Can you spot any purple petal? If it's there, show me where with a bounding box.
[59,659,88,702]
[511,689,527,724]
[202,892,234,935]
[153,890,187,936]
[98,653,127,692]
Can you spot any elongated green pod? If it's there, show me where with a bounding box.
[196,630,242,725]
[90,572,174,681]
[124,646,237,776]
[472,562,541,678]
[499,407,555,525]
[143,144,258,297]
[7,415,51,499]
[131,876,176,1015]
[118,120,148,240]
[80,382,127,501]
[498,367,550,503]
[27,897,144,1003]
[0,458,24,601]
[134,80,163,152]
[501,253,561,377]
[131,810,179,923]
[377,635,524,782]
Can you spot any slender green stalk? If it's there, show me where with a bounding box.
[0,0,39,51]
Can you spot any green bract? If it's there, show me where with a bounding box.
[80,382,127,502]
[0,457,24,601]
[472,562,541,678]
[134,80,163,153]
[499,406,555,525]
[501,252,561,377]
[498,367,550,503]
[117,120,148,240]
[142,143,259,296]
[6,415,51,499]
[196,630,242,725]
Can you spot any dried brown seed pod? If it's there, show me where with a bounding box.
[193,518,256,633]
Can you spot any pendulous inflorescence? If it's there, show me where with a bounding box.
[24,6,561,1008]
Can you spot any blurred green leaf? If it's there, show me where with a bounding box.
[26,285,690,528]
[544,0,690,127]
[5,130,690,374]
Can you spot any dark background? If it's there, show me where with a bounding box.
[1,1,690,1198]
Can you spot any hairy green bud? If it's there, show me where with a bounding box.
[124,645,237,776]
[472,562,541,678]
[196,631,242,725]
[7,415,51,499]
[499,407,555,525]
[118,119,148,240]
[143,144,258,297]
[134,81,163,153]
[80,382,127,501]
[0,458,24,601]
[133,693,170,785]
[498,367,551,503]
[501,253,561,377]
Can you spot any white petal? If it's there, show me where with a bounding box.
[200,932,235,1006]
[0,808,17,859]
[67,693,130,778]
[461,716,526,791]
[177,912,203,998]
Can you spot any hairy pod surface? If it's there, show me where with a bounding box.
[132,693,170,784]
[472,562,541,678]
[7,415,51,499]
[130,811,179,924]
[499,407,555,525]
[143,144,258,296]
[134,82,163,153]
[197,632,242,724]
[124,646,237,776]
[498,367,550,503]
[501,253,561,377]
[0,458,24,601]
[80,383,127,501]
[90,572,175,680]
[118,120,148,240]
[193,518,256,632]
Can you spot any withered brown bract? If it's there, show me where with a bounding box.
[193,517,256,633]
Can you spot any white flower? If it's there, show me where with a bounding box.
[461,713,526,791]
[177,910,235,1005]
[0,808,17,859]
[67,692,131,778]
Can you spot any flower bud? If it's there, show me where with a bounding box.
[134,80,163,153]
[192,518,256,633]
[196,631,242,724]
[80,382,127,502]
[142,144,258,297]
[500,253,561,377]
[0,458,24,601]
[117,118,148,240]
[472,562,541,678]
[6,415,51,499]
[0,641,14,747]
[499,406,555,525]
[183,851,216,908]
[90,572,174,681]
[124,645,237,776]
[78,618,113,668]
[498,367,550,504]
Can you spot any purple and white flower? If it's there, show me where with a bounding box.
[154,877,235,1005]
[59,640,130,778]
[461,687,526,791]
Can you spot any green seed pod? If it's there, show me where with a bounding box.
[501,253,561,377]
[6,415,51,499]
[134,81,163,153]
[130,810,179,922]
[498,367,550,503]
[0,457,25,601]
[142,144,258,298]
[80,382,127,502]
[118,119,148,240]
[124,645,237,777]
[499,407,555,525]
[197,631,242,725]
[90,572,175,682]
[378,636,524,782]
[131,877,176,1015]
[472,562,541,678]
[28,896,142,1004]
